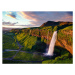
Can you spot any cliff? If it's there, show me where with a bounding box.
[11,21,73,54]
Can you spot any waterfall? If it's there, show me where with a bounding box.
[47,31,57,56]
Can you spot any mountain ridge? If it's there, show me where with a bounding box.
[40,21,72,27]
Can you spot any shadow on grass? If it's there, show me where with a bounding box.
[32,37,46,52]
[57,24,72,31]
[54,46,72,57]
[42,46,72,61]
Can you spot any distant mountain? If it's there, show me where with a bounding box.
[40,21,72,27]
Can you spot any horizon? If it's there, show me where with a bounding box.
[2,11,73,30]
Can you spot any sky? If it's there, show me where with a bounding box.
[2,11,73,29]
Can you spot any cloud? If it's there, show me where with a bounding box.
[55,12,73,22]
[19,11,39,21]
[3,11,73,28]
[55,15,73,22]
[2,22,18,25]
[2,24,37,29]
[2,21,37,29]
[19,12,52,25]
[18,12,73,26]
[6,12,16,19]
[2,22,11,25]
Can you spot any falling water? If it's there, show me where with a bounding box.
[44,31,57,56]
[47,31,57,56]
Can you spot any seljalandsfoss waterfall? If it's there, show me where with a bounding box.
[44,31,57,56]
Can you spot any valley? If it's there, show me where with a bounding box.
[3,21,73,64]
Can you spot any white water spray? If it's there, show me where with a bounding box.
[45,31,57,56]
[47,31,57,56]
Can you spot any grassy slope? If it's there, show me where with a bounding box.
[16,34,37,51]
[3,32,19,50]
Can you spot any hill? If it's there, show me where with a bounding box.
[10,22,73,54]
[40,21,72,27]
[3,21,73,64]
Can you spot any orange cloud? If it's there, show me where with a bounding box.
[19,11,38,21]
[6,14,16,19]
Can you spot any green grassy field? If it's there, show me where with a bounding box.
[3,47,72,64]
[3,51,17,58]
[3,32,19,50]
[14,52,43,61]
[42,53,72,64]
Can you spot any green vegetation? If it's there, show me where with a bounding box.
[53,26,58,32]
[14,52,33,61]
[58,28,72,45]
[3,23,73,64]
[3,60,33,64]
[42,46,73,64]
[16,33,46,52]
[14,52,43,61]
[3,33,19,50]
[3,46,72,64]
[61,25,73,30]
[16,34,38,51]
[42,53,72,64]
[3,51,17,58]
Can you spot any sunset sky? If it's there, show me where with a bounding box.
[2,11,73,29]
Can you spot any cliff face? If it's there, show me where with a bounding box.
[57,30,73,54]
[40,21,73,54]
[56,37,73,54]
[27,28,73,54]
[11,21,73,54]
